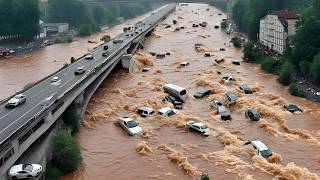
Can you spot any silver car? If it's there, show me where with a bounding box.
[8,164,42,179]
[6,94,26,108]
[186,121,210,136]
[118,117,142,136]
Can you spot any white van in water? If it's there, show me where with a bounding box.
[163,84,187,101]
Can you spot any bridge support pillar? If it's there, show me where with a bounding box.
[121,54,134,73]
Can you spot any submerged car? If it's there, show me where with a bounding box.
[186,121,210,136]
[244,139,273,158]
[137,107,155,117]
[212,100,231,120]
[118,117,142,136]
[283,104,303,113]
[158,107,177,117]
[180,61,190,67]
[245,109,261,121]
[239,84,253,94]
[224,91,238,104]
[6,94,26,108]
[222,75,236,83]
[8,164,42,179]
[164,95,183,109]
[193,90,212,98]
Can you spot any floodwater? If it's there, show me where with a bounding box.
[63,3,320,180]
[0,12,152,101]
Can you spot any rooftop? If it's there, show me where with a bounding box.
[270,10,299,19]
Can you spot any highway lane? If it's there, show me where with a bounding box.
[0,4,176,145]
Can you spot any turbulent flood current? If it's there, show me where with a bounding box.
[2,3,320,180]
[61,4,320,180]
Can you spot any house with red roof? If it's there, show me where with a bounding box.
[259,10,299,55]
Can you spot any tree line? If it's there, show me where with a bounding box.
[46,0,155,36]
[0,0,40,40]
[235,0,320,92]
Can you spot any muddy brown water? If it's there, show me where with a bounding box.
[3,3,320,180]
[60,3,320,180]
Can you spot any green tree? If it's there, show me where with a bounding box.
[309,52,320,83]
[48,0,92,26]
[288,83,305,97]
[92,5,105,25]
[278,62,293,85]
[51,131,82,174]
[0,0,40,40]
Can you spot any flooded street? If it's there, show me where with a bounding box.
[0,12,152,100]
[58,3,320,180]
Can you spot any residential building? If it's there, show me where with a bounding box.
[259,10,298,55]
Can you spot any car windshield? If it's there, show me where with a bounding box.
[254,113,262,119]
[260,149,272,158]
[127,120,138,128]
[22,164,33,172]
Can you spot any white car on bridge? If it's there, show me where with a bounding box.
[6,94,26,108]
[8,163,42,179]
[118,117,142,136]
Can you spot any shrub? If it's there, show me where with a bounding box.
[310,53,320,83]
[288,83,305,97]
[201,174,210,180]
[51,131,82,174]
[54,36,73,44]
[78,24,93,36]
[62,107,80,133]
[100,35,111,42]
[278,62,293,85]
[261,57,281,74]
[220,21,227,29]
[45,162,62,180]
[231,37,242,48]
[243,42,264,62]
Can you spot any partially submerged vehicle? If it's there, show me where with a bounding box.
[186,121,210,136]
[244,139,273,158]
[224,91,238,104]
[164,95,183,109]
[158,107,177,117]
[212,100,231,120]
[283,104,303,113]
[163,84,187,102]
[239,84,253,94]
[193,90,212,98]
[180,61,190,67]
[137,107,155,117]
[118,117,142,136]
[245,109,262,121]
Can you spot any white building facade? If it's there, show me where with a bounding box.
[259,10,298,55]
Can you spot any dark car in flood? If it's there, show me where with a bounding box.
[193,90,213,98]
[245,109,261,121]
[164,95,183,109]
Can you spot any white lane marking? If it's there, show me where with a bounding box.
[0,101,43,135]
[0,109,15,120]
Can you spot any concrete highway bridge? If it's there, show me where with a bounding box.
[0,4,176,179]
